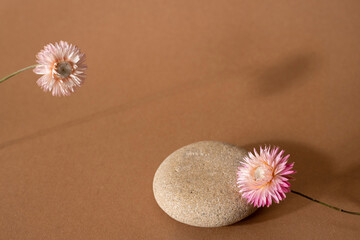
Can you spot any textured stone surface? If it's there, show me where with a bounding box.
[153,141,256,227]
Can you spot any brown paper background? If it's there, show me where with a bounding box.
[0,0,359,239]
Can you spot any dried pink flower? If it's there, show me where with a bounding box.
[237,146,295,207]
[33,41,87,96]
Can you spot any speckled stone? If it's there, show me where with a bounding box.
[153,141,256,227]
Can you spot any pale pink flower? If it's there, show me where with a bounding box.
[33,41,87,96]
[237,146,295,207]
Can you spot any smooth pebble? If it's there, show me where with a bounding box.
[153,141,256,227]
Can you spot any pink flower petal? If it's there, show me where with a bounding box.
[237,146,295,208]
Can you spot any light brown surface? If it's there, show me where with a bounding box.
[0,0,359,239]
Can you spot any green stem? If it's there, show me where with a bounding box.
[0,65,38,83]
[291,190,360,215]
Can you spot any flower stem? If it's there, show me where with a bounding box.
[291,190,360,215]
[0,65,38,83]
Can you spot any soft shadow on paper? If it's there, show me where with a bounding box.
[252,53,318,96]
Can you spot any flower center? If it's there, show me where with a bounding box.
[254,167,266,181]
[54,61,73,79]
[254,165,273,183]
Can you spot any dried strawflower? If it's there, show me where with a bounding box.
[237,146,359,215]
[237,146,295,207]
[33,41,87,96]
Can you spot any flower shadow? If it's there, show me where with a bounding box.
[251,53,318,96]
[338,161,360,207]
[0,75,218,150]
[232,140,335,225]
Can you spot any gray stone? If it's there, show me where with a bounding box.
[153,141,256,227]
